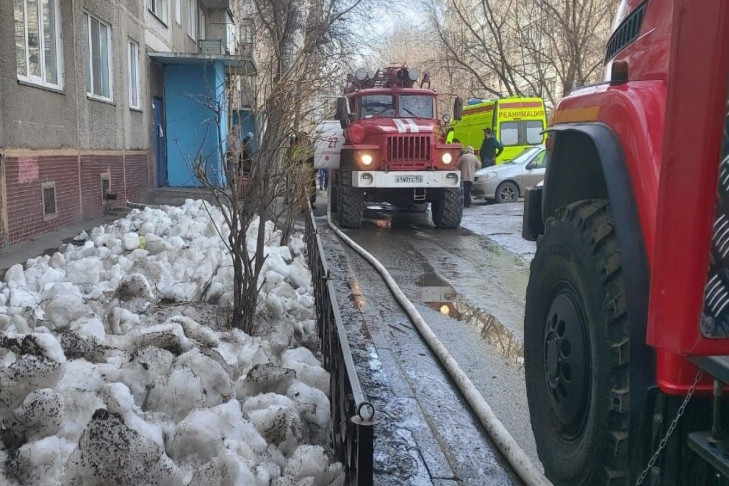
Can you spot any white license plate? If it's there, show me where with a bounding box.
[395,175,423,183]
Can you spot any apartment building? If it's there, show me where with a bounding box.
[0,0,255,250]
[0,0,148,249]
[145,0,256,188]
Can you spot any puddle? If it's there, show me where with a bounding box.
[418,275,524,366]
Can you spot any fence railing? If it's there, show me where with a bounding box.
[305,209,375,486]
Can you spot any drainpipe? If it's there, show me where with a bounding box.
[71,2,83,218]
[0,152,9,248]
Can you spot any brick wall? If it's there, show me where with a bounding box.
[4,155,80,245]
[0,152,149,249]
[0,167,5,247]
[124,154,149,205]
[80,155,125,218]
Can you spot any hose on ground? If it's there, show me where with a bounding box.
[325,193,552,486]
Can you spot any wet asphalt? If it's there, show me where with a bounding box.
[315,195,539,485]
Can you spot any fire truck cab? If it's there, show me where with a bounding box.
[330,67,463,229]
[521,1,729,484]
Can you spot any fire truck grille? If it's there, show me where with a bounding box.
[386,135,431,168]
[702,96,729,338]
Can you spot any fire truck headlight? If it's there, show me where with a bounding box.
[361,153,373,166]
[441,153,453,165]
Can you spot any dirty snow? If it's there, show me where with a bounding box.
[0,199,342,486]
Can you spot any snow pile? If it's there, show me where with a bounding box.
[0,200,342,485]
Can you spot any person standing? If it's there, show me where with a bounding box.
[318,168,328,190]
[226,126,242,174]
[456,146,481,207]
[480,127,503,168]
[241,132,254,175]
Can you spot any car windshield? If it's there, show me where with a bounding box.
[361,95,395,118]
[510,147,543,164]
[399,95,434,118]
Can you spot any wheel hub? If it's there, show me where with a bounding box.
[543,291,589,434]
[500,185,516,201]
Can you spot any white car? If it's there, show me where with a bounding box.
[472,145,547,203]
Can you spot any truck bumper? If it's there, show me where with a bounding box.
[350,171,461,189]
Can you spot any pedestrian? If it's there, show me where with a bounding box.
[226,126,242,174]
[289,131,317,210]
[446,127,455,144]
[318,168,328,190]
[241,132,254,175]
[456,146,481,208]
[480,127,503,168]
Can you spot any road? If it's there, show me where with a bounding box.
[315,197,539,485]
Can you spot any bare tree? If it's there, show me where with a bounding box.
[184,0,370,334]
[427,0,615,109]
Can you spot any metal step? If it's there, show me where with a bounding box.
[689,355,729,385]
[688,431,729,478]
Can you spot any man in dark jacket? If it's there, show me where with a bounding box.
[480,127,503,168]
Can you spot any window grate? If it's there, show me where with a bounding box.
[41,182,57,220]
[101,176,110,204]
[604,3,646,63]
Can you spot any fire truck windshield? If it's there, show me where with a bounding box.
[361,95,395,118]
[399,95,434,119]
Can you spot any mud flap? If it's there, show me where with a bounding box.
[522,186,543,241]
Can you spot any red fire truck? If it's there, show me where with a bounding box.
[521,1,729,484]
[330,66,463,228]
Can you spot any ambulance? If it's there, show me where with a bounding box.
[449,97,547,163]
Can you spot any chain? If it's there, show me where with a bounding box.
[634,370,704,486]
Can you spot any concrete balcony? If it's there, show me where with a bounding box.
[198,39,225,55]
[201,0,229,9]
[236,42,254,59]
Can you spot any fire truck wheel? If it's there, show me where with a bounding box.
[432,188,463,228]
[337,172,364,228]
[524,199,629,485]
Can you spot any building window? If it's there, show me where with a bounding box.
[128,40,140,109]
[41,181,57,221]
[199,9,206,40]
[147,0,167,24]
[84,13,113,101]
[13,0,64,89]
[187,0,197,40]
[175,0,181,24]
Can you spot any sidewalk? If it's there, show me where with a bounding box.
[0,187,214,277]
[0,187,330,277]
[0,208,131,278]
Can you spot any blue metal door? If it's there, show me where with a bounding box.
[153,97,167,186]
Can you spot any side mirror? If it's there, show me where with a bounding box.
[453,96,463,121]
[526,162,535,170]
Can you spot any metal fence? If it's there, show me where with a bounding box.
[305,210,375,486]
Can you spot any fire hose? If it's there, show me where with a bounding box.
[326,194,553,486]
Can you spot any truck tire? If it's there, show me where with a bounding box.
[431,187,463,229]
[524,199,629,485]
[337,169,364,228]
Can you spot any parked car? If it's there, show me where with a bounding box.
[472,145,546,202]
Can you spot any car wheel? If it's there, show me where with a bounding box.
[495,181,519,202]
